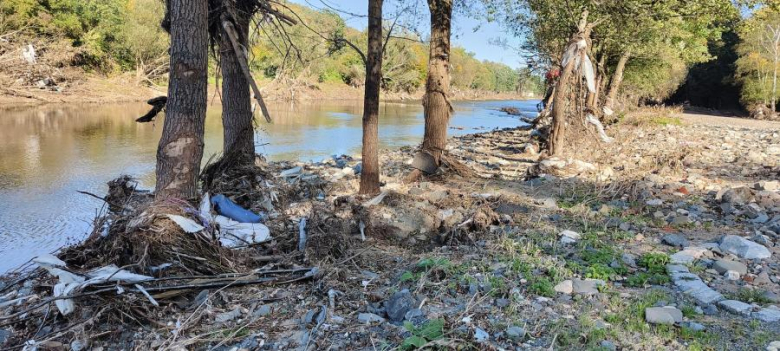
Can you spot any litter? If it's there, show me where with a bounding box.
[215,215,271,248]
[166,214,205,233]
[211,194,265,223]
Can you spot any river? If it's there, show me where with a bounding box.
[0,99,539,273]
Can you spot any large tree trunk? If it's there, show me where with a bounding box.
[221,7,254,165]
[420,0,453,165]
[155,0,208,200]
[359,0,384,195]
[605,51,630,110]
[547,55,577,156]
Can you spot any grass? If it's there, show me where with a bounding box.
[728,288,773,305]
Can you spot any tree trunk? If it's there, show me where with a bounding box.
[221,7,255,165]
[155,0,208,200]
[587,53,605,109]
[420,0,453,165]
[773,48,778,112]
[359,0,384,195]
[547,55,577,156]
[605,51,630,110]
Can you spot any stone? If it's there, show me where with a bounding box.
[725,270,741,280]
[767,341,780,351]
[0,329,11,345]
[666,264,689,274]
[496,298,511,308]
[718,300,753,315]
[70,340,86,351]
[645,307,683,325]
[600,340,617,351]
[474,327,489,342]
[385,290,416,322]
[670,247,707,264]
[756,181,780,191]
[506,326,525,340]
[753,308,780,322]
[722,187,754,205]
[763,291,780,303]
[681,321,706,332]
[572,279,604,295]
[554,280,573,295]
[404,308,425,323]
[720,235,771,260]
[560,230,581,240]
[671,272,724,305]
[646,199,664,206]
[358,313,385,324]
[712,260,748,275]
[621,253,637,267]
[703,304,718,315]
[215,308,242,323]
[662,234,688,248]
[253,304,272,317]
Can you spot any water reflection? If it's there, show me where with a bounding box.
[0,99,538,273]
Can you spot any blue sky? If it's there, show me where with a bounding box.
[288,0,525,68]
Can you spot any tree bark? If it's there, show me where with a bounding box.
[221,7,254,165]
[605,51,630,110]
[359,0,384,195]
[547,54,577,156]
[154,0,208,200]
[421,0,453,165]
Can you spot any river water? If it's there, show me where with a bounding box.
[0,99,538,273]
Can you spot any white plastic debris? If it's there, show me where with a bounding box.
[166,214,205,233]
[280,166,303,178]
[561,42,578,68]
[363,191,388,207]
[581,54,596,93]
[22,44,36,64]
[215,215,271,247]
[199,193,212,222]
[586,114,613,143]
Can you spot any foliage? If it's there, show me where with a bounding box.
[736,8,780,107]
[637,252,670,274]
[401,319,445,350]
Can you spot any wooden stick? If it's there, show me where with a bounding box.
[221,14,272,123]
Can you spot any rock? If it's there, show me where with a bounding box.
[756,181,780,191]
[572,279,604,295]
[666,264,689,273]
[722,187,754,205]
[682,321,706,332]
[753,308,780,322]
[215,308,242,323]
[404,308,425,323]
[554,280,573,295]
[421,190,449,203]
[600,340,617,351]
[718,300,753,315]
[725,270,741,280]
[671,272,724,305]
[70,340,86,351]
[506,326,525,340]
[358,313,385,324]
[670,247,707,264]
[253,304,272,317]
[720,235,771,260]
[474,327,489,342]
[646,199,664,206]
[662,234,688,248]
[645,307,683,325]
[703,304,718,315]
[0,329,11,345]
[496,298,511,308]
[763,291,780,303]
[385,290,416,322]
[753,234,773,247]
[755,271,773,285]
[767,341,780,351]
[560,230,581,240]
[621,253,637,267]
[712,260,748,275]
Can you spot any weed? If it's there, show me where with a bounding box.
[528,277,555,297]
[401,319,445,350]
[638,253,670,274]
[586,264,617,281]
[728,288,773,305]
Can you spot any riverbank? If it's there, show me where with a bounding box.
[0,73,533,106]
[0,111,778,350]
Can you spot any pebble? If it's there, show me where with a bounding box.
[215,308,242,323]
[712,260,748,275]
[506,326,525,340]
[385,290,416,322]
[554,280,573,295]
[474,327,489,342]
[572,279,604,295]
[662,234,688,247]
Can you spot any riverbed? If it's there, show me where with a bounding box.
[0,99,538,273]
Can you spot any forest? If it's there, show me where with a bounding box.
[0,1,779,350]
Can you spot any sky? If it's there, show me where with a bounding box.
[288,0,525,69]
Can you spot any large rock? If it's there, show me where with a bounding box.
[385,290,416,322]
[712,260,748,276]
[645,307,683,325]
[671,272,724,305]
[662,234,688,248]
[554,280,573,295]
[721,187,754,205]
[572,279,604,295]
[720,235,771,260]
[670,247,708,264]
[753,308,780,322]
[718,300,753,315]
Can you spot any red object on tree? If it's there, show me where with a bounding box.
[545,68,560,82]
